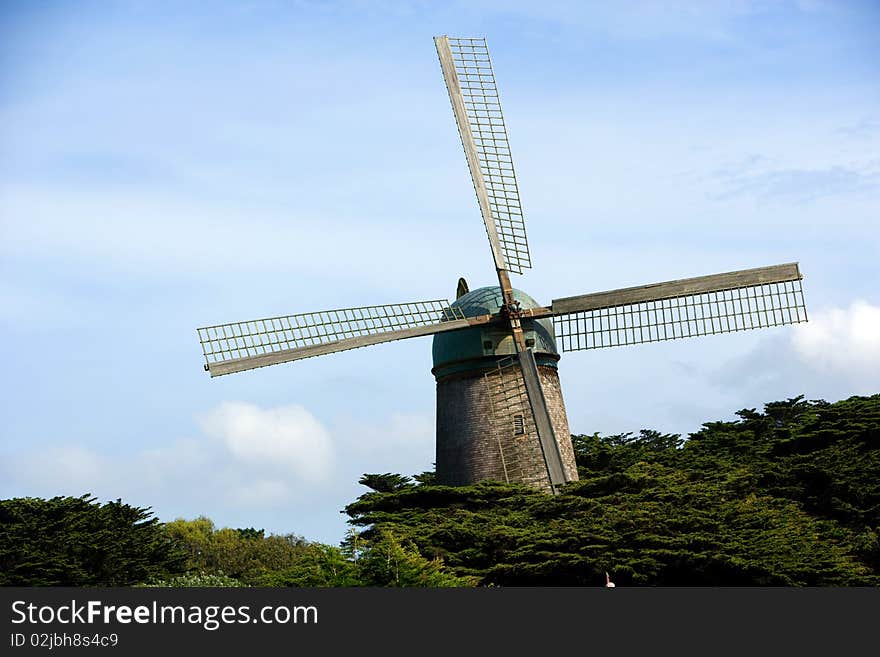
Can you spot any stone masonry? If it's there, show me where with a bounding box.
[435,364,579,492]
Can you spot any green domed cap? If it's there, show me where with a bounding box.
[432,286,559,379]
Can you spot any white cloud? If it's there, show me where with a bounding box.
[706,301,880,407]
[791,300,880,377]
[198,402,333,483]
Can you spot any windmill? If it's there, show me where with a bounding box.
[196,36,808,494]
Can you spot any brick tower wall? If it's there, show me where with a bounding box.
[435,365,579,492]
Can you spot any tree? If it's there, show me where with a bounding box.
[0,494,183,586]
[162,518,311,585]
[256,544,360,587]
[359,473,414,493]
[355,529,476,587]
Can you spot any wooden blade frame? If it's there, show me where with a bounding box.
[548,263,807,351]
[435,35,531,275]
[518,349,568,491]
[203,319,474,377]
[198,300,486,377]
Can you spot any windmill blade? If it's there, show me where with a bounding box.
[484,351,570,491]
[518,349,569,490]
[198,300,475,377]
[550,263,807,351]
[435,35,531,275]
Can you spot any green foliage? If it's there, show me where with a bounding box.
[571,429,682,474]
[162,517,311,586]
[344,395,880,586]
[161,519,468,587]
[139,572,245,587]
[255,544,359,587]
[0,495,184,586]
[235,527,265,541]
[412,471,437,486]
[359,473,415,493]
[684,394,880,574]
[355,528,477,587]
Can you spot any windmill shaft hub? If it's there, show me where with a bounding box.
[432,286,559,379]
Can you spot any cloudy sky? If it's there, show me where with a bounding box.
[1,1,878,544]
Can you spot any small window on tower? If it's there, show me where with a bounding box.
[525,338,535,348]
[483,340,493,350]
[513,414,525,435]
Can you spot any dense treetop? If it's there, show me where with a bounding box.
[0,495,182,586]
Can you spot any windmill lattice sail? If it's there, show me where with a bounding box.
[550,263,807,351]
[198,300,467,376]
[435,36,531,274]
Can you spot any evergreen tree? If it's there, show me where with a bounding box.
[0,494,183,586]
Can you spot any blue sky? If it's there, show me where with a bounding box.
[1,1,878,545]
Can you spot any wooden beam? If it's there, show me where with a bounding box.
[520,306,554,319]
[434,35,506,272]
[551,263,802,315]
[518,349,568,491]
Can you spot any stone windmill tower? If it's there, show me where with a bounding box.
[196,36,809,494]
[432,285,578,492]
